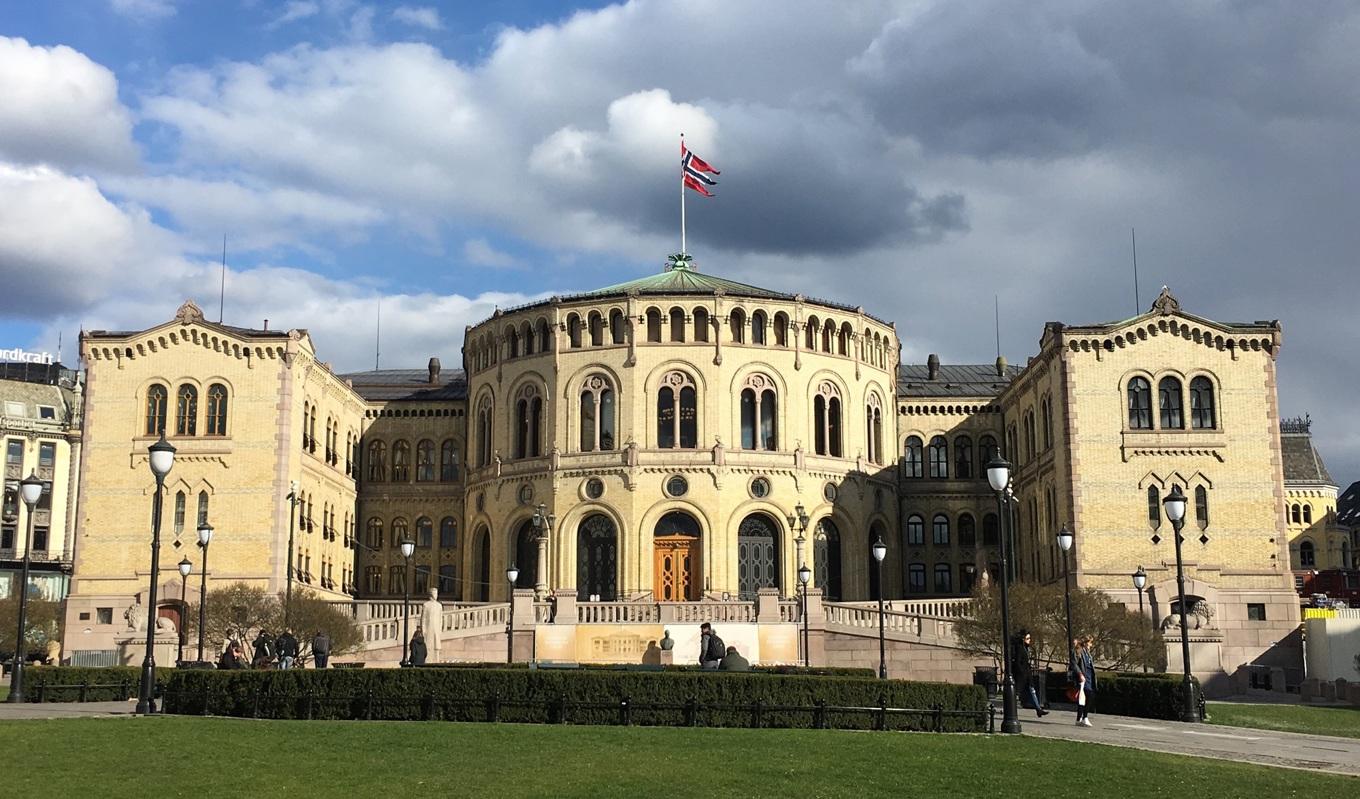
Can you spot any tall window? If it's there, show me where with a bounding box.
[440,440,460,481]
[1291,504,1301,524]
[1303,504,1313,524]
[567,314,583,348]
[439,517,457,548]
[392,517,409,548]
[739,375,778,451]
[958,514,976,546]
[204,384,228,435]
[476,396,493,467]
[908,563,926,594]
[865,395,883,465]
[804,317,818,350]
[416,439,435,481]
[773,313,788,346]
[1147,486,1161,529]
[1195,485,1209,529]
[197,491,209,527]
[1041,396,1053,449]
[934,564,952,594]
[646,308,662,342]
[693,308,710,342]
[438,565,457,597]
[514,385,543,459]
[366,518,383,549]
[588,312,604,347]
[364,566,382,594]
[1128,377,1152,430]
[730,309,746,343]
[1159,377,1184,429]
[145,384,168,435]
[751,311,767,345]
[175,384,198,436]
[1299,540,1315,567]
[932,514,950,545]
[813,382,842,457]
[954,436,973,479]
[979,435,999,466]
[579,375,616,452]
[367,440,387,482]
[391,440,411,481]
[928,436,948,478]
[416,517,433,548]
[1190,377,1216,429]
[903,436,923,478]
[657,372,698,449]
[389,565,406,595]
[174,491,186,535]
[905,514,925,545]
[982,513,999,546]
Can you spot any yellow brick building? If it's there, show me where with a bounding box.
[1280,417,1350,572]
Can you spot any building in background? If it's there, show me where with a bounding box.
[1282,416,1350,572]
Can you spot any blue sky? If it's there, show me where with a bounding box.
[1,1,1358,479]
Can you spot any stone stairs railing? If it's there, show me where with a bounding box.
[823,600,971,649]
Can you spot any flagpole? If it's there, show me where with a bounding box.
[680,133,687,256]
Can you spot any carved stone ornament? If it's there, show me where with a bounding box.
[175,300,206,324]
[1151,286,1180,316]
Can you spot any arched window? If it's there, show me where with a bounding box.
[813,519,842,601]
[440,517,457,548]
[646,308,662,342]
[520,322,534,356]
[932,514,950,545]
[773,312,789,347]
[476,396,493,467]
[1195,485,1209,529]
[838,323,851,356]
[391,440,411,481]
[903,436,923,478]
[440,440,460,481]
[438,565,457,597]
[821,320,834,353]
[1128,377,1153,430]
[1147,486,1161,529]
[739,374,778,451]
[609,309,626,344]
[567,314,583,348]
[954,436,974,479]
[1299,540,1316,567]
[579,374,616,452]
[392,517,409,549]
[692,307,710,342]
[1290,503,1301,524]
[928,436,949,478]
[205,384,228,435]
[865,394,883,465]
[982,513,999,546]
[197,490,209,527]
[668,307,686,342]
[589,311,605,347]
[507,325,521,358]
[514,385,543,459]
[1190,377,1216,429]
[145,384,168,435]
[805,316,819,350]
[812,381,842,457]
[657,372,698,449]
[958,513,976,546]
[173,491,186,535]
[905,514,925,545]
[577,514,618,601]
[415,516,433,548]
[979,435,999,466]
[1303,504,1313,524]
[366,441,387,482]
[416,439,435,481]
[365,517,384,549]
[1159,376,1184,429]
[751,310,767,345]
[537,319,551,352]
[730,308,746,343]
[175,384,198,436]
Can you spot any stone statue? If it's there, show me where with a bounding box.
[156,615,177,634]
[659,630,674,651]
[625,438,639,467]
[124,597,146,632]
[1161,600,1216,631]
[420,587,443,662]
[45,639,61,665]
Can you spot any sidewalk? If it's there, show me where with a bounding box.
[0,701,137,720]
[1017,707,1360,777]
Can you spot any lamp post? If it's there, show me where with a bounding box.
[797,563,812,668]
[787,503,810,579]
[176,557,192,665]
[399,538,415,666]
[196,522,213,663]
[284,480,299,629]
[1057,523,1075,667]
[871,535,887,679]
[1132,565,1148,674]
[137,434,176,715]
[505,563,519,663]
[7,472,45,703]
[1162,486,1199,723]
[531,504,554,601]
[986,455,1021,734]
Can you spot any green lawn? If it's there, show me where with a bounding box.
[1208,701,1360,739]
[0,718,1354,797]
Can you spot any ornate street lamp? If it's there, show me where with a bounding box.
[137,434,176,714]
[1162,486,1199,722]
[7,472,46,703]
[1132,565,1148,674]
[986,455,1021,734]
[871,535,887,679]
[176,557,192,665]
[1057,523,1075,667]
[788,503,811,585]
[797,562,812,668]
[196,522,213,663]
[399,538,415,667]
[530,504,554,600]
[505,563,520,663]
[284,480,299,629]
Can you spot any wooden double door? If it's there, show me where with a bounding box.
[653,535,700,601]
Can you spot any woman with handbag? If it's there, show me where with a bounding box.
[1073,636,1097,726]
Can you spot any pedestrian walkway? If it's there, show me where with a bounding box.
[0,701,136,720]
[1018,707,1360,777]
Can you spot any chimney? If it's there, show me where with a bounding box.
[263,319,269,330]
[995,355,1007,377]
[927,353,940,380]
[428,356,442,385]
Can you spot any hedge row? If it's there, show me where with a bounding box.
[414,662,877,678]
[17,666,175,702]
[1044,671,1203,721]
[163,668,988,732]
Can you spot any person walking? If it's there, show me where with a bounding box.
[252,629,275,669]
[1073,636,1098,727]
[275,629,299,670]
[1011,630,1049,717]
[698,622,725,669]
[312,630,331,669]
[410,627,428,666]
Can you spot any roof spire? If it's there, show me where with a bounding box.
[665,252,696,273]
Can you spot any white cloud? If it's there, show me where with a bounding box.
[109,0,176,20]
[463,238,517,269]
[392,6,442,31]
[267,1,320,29]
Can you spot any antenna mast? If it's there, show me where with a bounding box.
[1131,227,1140,315]
[375,298,381,371]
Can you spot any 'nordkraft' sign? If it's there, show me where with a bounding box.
[0,348,53,365]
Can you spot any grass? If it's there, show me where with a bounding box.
[1208,701,1360,740]
[0,718,1354,797]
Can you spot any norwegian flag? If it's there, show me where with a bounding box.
[682,141,720,197]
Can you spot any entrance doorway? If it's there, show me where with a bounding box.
[737,513,780,599]
[653,511,701,601]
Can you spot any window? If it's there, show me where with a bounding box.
[1195,486,1209,530]
[739,375,778,451]
[389,565,406,595]
[646,308,662,342]
[905,515,925,545]
[812,381,842,457]
[439,517,457,548]
[1147,486,1161,529]
[197,491,209,528]
[729,309,746,343]
[927,436,948,478]
[145,384,168,435]
[37,442,55,479]
[908,563,926,594]
[392,517,409,548]
[865,395,883,465]
[608,309,626,345]
[958,514,976,546]
[1299,540,1315,567]
[367,441,387,482]
[37,405,55,420]
[579,375,616,452]
[588,312,604,347]
[693,308,710,342]
[440,440,460,481]
[1302,504,1313,524]
[982,514,999,546]
[205,384,228,435]
[1041,396,1053,449]
[773,313,788,346]
[657,372,698,449]
[804,317,818,350]
[416,517,433,548]
[954,436,973,479]
[979,435,999,466]
[567,314,583,348]
[670,308,686,342]
[752,311,767,345]
[392,440,411,481]
[96,607,114,625]
[364,566,382,595]
[1190,377,1216,429]
[5,438,21,478]
[174,491,186,535]
[903,436,923,478]
[932,514,950,546]
[366,518,384,549]
[413,566,430,594]
[1247,603,1266,621]
[934,564,952,594]
[821,320,834,353]
[1127,377,1152,430]
[1024,409,1036,460]
[1290,503,1301,524]
[514,385,543,459]
[416,439,435,481]
[1158,377,1184,429]
[838,323,851,356]
[438,565,457,596]
[476,396,493,467]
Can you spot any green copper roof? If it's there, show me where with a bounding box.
[571,264,793,301]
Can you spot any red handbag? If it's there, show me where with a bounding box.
[1064,686,1080,702]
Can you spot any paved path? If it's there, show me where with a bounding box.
[0,701,136,720]
[1018,708,1360,777]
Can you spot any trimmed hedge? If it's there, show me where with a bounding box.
[163,668,988,732]
[1044,671,1203,721]
[18,666,175,702]
[414,662,877,678]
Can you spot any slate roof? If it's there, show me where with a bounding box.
[341,369,467,402]
[1338,480,1360,527]
[1281,430,1335,485]
[896,363,1021,398]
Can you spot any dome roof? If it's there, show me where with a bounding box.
[572,261,792,302]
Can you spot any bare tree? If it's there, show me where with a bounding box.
[183,583,361,663]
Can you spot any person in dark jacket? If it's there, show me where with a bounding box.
[252,630,274,669]
[1010,630,1048,717]
[312,630,331,668]
[275,629,299,670]
[409,627,428,666]
[718,645,751,672]
[218,640,246,670]
[698,622,725,669]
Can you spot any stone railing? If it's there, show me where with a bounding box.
[778,600,802,623]
[823,602,962,646]
[577,602,660,624]
[833,598,973,619]
[534,602,554,623]
[348,599,482,622]
[442,603,509,636]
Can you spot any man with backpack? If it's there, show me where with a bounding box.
[699,622,725,669]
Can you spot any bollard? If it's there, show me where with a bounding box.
[685,697,698,727]
[877,695,887,731]
[814,700,827,730]
[620,696,631,726]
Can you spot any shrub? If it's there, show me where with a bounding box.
[163,668,988,732]
[1044,671,1201,721]
[413,662,876,678]
[19,666,175,702]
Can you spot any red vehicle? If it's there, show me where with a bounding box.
[1293,569,1360,608]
